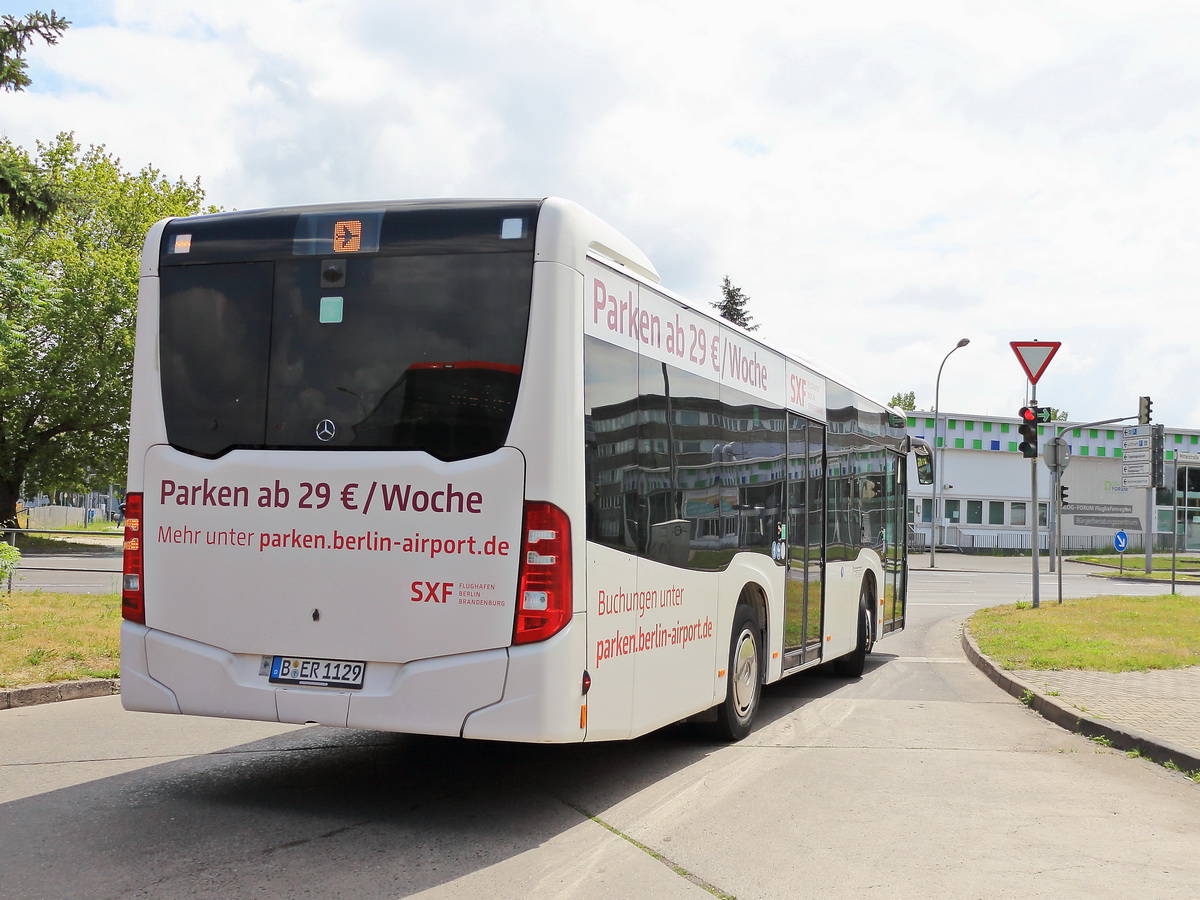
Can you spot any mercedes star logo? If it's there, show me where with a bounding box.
[315,419,336,442]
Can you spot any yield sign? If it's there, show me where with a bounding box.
[1010,341,1061,385]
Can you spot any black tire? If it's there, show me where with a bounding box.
[712,604,762,741]
[832,581,874,678]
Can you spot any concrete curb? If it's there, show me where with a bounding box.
[960,628,1200,775]
[0,678,120,710]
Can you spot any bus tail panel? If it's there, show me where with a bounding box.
[140,445,525,665]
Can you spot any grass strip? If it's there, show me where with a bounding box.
[969,593,1200,672]
[0,591,121,687]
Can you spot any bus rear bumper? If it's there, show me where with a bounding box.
[119,621,510,735]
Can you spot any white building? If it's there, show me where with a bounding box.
[905,410,1200,553]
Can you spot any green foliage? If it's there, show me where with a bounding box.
[0,11,71,225]
[0,133,213,526]
[0,9,69,93]
[0,539,19,579]
[889,390,916,410]
[0,154,64,225]
[712,276,759,331]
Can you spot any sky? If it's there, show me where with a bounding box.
[5,0,1200,427]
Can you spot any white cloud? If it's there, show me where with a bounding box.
[5,0,1200,425]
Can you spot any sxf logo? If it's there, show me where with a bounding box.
[411,581,453,603]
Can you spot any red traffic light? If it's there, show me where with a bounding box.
[1017,407,1039,458]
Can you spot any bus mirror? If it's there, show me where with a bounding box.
[912,438,934,485]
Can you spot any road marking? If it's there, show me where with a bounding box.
[895,657,970,664]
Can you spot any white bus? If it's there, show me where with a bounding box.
[121,198,930,742]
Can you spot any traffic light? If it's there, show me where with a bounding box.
[1018,407,1039,458]
[1034,406,1053,423]
[1139,396,1152,425]
[1058,483,1069,508]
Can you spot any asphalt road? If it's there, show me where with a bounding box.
[8,549,121,594]
[2,564,1198,899]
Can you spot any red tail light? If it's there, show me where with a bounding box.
[121,492,145,623]
[513,501,572,644]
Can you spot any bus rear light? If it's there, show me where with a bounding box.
[121,492,146,623]
[513,501,571,645]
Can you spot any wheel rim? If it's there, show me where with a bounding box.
[731,628,758,719]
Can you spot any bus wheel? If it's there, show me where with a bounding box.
[712,604,762,741]
[833,581,874,678]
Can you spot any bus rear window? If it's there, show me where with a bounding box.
[159,249,533,460]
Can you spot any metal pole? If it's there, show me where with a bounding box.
[1145,484,1155,575]
[1172,458,1179,595]
[1049,465,1057,574]
[929,338,969,568]
[1031,384,1040,608]
[1056,461,1064,604]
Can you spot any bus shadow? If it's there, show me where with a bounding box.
[2,664,881,897]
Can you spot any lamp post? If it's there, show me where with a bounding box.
[929,338,970,568]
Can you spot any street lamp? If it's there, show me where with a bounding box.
[930,337,970,568]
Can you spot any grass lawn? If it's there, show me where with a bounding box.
[969,593,1200,672]
[0,591,121,687]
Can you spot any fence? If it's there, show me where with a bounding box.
[2,527,123,594]
[19,505,114,529]
[909,525,1179,555]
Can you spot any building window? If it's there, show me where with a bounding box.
[989,501,1004,525]
[972,440,982,450]
[1039,502,1048,526]
[967,500,983,524]
[954,438,964,449]
[921,498,932,522]
[948,419,957,429]
[1097,447,1106,457]
[944,499,961,523]
[1007,441,1018,452]
[1011,502,1027,526]
[1001,423,1011,433]
[990,440,1001,451]
[1080,446,1089,456]
[907,417,916,428]
[966,420,975,431]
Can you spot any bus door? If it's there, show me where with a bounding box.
[881,451,906,634]
[783,416,825,670]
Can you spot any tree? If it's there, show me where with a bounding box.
[889,390,916,410]
[1,11,71,227]
[0,133,211,526]
[0,10,69,92]
[712,276,759,331]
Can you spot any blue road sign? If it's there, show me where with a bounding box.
[1114,530,1129,552]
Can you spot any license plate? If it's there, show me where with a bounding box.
[268,655,366,689]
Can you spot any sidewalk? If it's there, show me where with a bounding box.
[963,631,1200,775]
[922,551,1200,776]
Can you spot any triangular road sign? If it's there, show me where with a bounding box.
[1010,341,1061,385]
